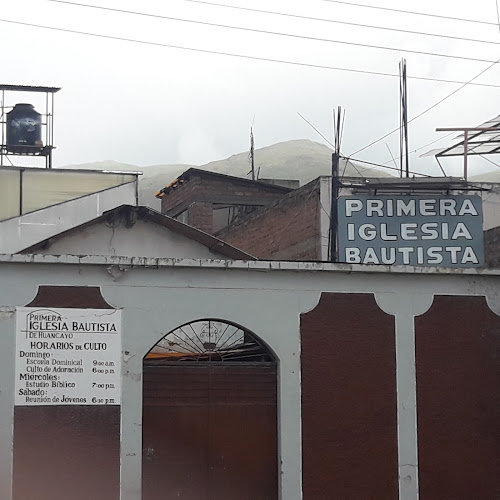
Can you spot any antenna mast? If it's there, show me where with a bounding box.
[329,106,344,262]
[249,126,255,180]
[399,58,410,178]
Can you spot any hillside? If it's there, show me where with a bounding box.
[470,170,500,183]
[61,139,392,210]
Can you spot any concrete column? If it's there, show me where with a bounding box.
[120,349,143,500]
[376,291,433,500]
[276,313,303,500]
[0,308,15,500]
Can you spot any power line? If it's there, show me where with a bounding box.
[318,0,497,27]
[479,153,500,169]
[45,0,500,66]
[187,0,500,48]
[349,57,500,156]
[341,155,432,177]
[3,17,500,88]
[382,132,455,166]
[496,0,500,32]
[292,110,436,177]
[297,111,366,179]
[297,112,335,149]
[294,112,435,178]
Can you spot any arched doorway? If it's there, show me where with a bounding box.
[142,320,278,499]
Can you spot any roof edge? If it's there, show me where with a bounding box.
[1,253,499,276]
[19,205,256,261]
[156,167,295,198]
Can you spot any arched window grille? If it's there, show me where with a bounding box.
[144,320,274,363]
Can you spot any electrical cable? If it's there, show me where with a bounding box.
[381,132,455,166]
[45,0,500,66]
[349,57,500,157]
[318,0,498,27]
[479,153,500,169]
[184,0,500,176]
[297,112,335,149]
[2,18,500,88]
[341,155,432,177]
[187,0,500,48]
[496,0,500,32]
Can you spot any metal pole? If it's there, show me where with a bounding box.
[403,62,410,178]
[329,106,342,262]
[463,130,468,181]
[1,89,4,167]
[50,92,55,168]
[399,60,403,178]
[19,169,23,216]
[399,58,410,178]
[329,152,340,262]
[45,91,49,148]
[250,127,255,180]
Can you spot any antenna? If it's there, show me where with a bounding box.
[249,125,255,180]
[399,58,410,177]
[329,105,344,262]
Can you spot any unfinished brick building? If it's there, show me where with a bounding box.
[215,178,327,261]
[156,169,327,260]
[156,168,297,235]
[157,168,500,266]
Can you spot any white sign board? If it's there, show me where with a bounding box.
[15,307,121,406]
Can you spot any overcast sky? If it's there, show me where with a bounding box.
[2,0,500,177]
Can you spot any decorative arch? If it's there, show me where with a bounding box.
[144,319,276,363]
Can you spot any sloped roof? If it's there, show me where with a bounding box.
[20,205,256,261]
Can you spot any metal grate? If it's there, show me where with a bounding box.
[144,320,274,364]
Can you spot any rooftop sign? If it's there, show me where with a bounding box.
[338,195,484,267]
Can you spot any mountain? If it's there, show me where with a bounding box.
[469,170,500,183]
[60,140,393,210]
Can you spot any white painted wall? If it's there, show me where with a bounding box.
[0,166,138,221]
[0,257,498,500]
[0,183,137,254]
[476,182,500,230]
[34,218,228,259]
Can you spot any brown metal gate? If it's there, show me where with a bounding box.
[142,363,278,499]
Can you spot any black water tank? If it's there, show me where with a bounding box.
[6,103,42,151]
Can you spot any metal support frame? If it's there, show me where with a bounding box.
[0,89,4,168]
[436,126,500,181]
[0,85,60,169]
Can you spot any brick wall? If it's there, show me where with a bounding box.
[216,180,322,260]
[161,171,290,217]
[161,176,202,216]
[188,202,213,235]
[160,170,292,236]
